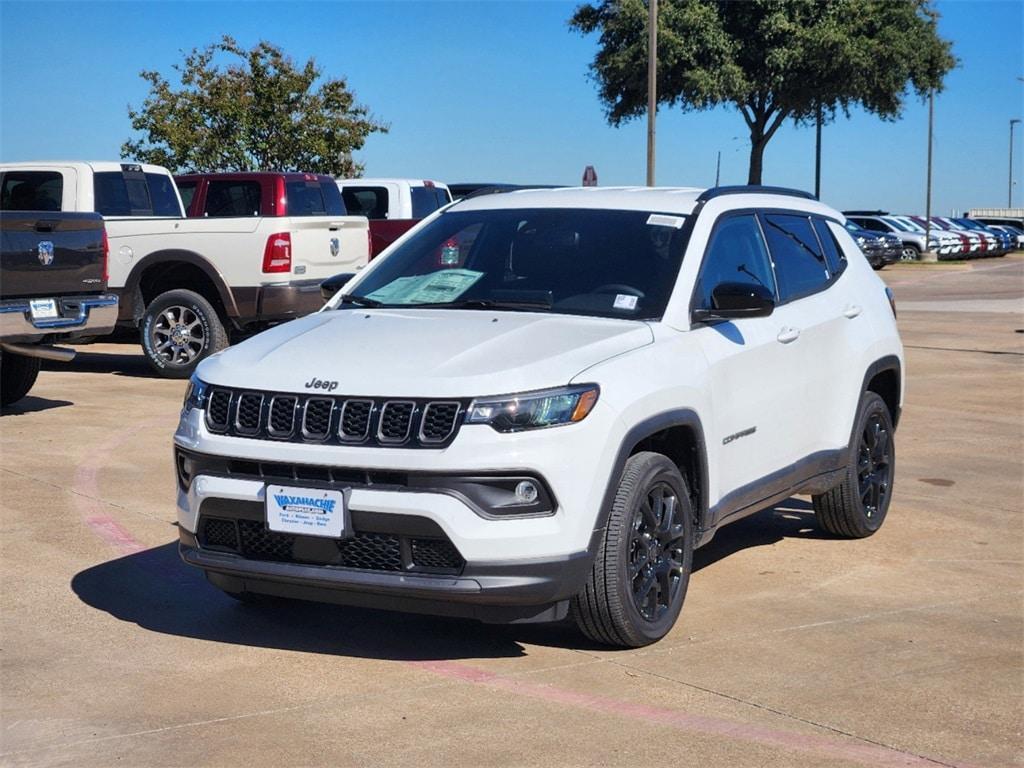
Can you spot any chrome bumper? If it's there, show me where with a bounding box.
[0,294,118,342]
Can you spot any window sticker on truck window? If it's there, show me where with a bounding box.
[366,269,484,305]
[613,294,638,310]
[646,214,686,229]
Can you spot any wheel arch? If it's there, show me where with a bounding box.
[593,409,710,550]
[861,355,902,428]
[122,250,238,325]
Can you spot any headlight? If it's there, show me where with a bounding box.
[182,374,208,415]
[856,236,867,245]
[466,384,600,432]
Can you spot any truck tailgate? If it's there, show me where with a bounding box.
[284,215,369,279]
[1,212,106,298]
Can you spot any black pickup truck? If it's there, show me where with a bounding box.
[0,212,118,405]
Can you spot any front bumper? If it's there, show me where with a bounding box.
[0,294,118,343]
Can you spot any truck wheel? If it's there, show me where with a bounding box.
[813,392,895,538]
[0,351,42,406]
[140,289,228,379]
[572,452,693,647]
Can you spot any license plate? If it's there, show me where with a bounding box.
[29,298,58,320]
[266,485,346,538]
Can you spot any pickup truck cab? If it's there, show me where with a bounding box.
[0,162,370,377]
[336,178,451,258]
[0,210,117,405]
[175,185,904,647]
[175,172,347,220]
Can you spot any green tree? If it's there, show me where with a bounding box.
[122,36,387,175]
[570,0,956,184]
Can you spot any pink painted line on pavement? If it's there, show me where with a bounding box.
[84,515,146,556]
[408,659,977,768]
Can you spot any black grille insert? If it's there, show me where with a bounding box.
[379,401,415,442]
[410,537,464,570]
[268,396,297,436]
[339,399,373,441]
[207,389,231,431]
[302,398,333,440]
[202,517,239,549]
[337,533,403,571]
[420,402,461,443]
[235,393,263,434]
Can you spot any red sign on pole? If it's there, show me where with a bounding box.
[582,165,598,187]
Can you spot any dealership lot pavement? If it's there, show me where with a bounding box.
[1,256,1021,768]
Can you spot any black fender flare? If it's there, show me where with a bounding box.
[588,409,710,555]
[860,354,902,428]
[120,249,239,322]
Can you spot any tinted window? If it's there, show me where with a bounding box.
[177,181,197,214]
[0,172,63,211]
[695,214,776,308]
[347,208,687,320]
[813,218,846,276]
[286,181,326,216]
[762,213,830,302]
[205,181,261,217]
[341,186,389,219]
[94,172,133,215]
[856,218,887,232]
[320,181,346,216]
[146,173,181,216]
[411,186,447,218]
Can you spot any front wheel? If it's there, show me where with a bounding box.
[572,452,693,647]
[813,392,895,538]
[901,245,921,262]
[140,289,228,379]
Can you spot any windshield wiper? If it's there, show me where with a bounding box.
[397,298,553,311]
[339,293,383,308]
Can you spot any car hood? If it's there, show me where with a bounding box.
[198,308,655,397]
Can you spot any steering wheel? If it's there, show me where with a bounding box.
[594,284,646,299]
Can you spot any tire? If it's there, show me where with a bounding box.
[140,289,228,379]
[0,351,41,406]
[572,452,694,647]
[813,392,895,538]
[901,245,921,262]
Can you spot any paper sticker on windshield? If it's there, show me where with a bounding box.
[647,214,685,229]
[613,294,638,310]
[366,269,484,305]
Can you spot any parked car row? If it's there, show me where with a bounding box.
[844,210,1022,261]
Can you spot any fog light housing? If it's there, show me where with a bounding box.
[515,480,539,504]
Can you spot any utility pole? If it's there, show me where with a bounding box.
[715,150,721,187]
[814,104,822,199]
[924,90,935,262]
[1010,119,1021,207]
[646,0,657,186]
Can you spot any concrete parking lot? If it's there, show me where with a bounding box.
[1,256,1021,768]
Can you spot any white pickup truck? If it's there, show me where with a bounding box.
[336,178,452,258]
[0,162,370,377]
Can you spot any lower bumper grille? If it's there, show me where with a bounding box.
[199,515,465,575]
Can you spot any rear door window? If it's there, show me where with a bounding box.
[285,181,327,216]
[341,186,389,219]
[94,172,134,216]
[411,186,447,218]
[694,214,776,309]
[176,181,198,214]
[320,181,346,216]
[204,181,262,217]
[0,171,63,211]
[146,173,181,216]
[761,213,831,303]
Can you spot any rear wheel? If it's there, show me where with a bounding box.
[0,351,41,406]
[140,289,228,379]
[572,452,693,647]
[813,392,895,538]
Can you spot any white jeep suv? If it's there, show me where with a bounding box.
[174,185,903,647]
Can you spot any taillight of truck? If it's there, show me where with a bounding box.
[262,233,292,273]
[102,229,109,283]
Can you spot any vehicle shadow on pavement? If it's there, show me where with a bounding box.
[0,395,74,416]
[70,498,828,659]
[43,348,157,379]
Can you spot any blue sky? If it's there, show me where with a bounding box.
[1,1,1021,214]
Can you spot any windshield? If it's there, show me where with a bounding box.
[344,207,688,320]
[882,217,910,232]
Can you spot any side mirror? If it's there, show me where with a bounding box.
[320,272,356,302]
[692,282,775,323]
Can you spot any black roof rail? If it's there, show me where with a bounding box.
[697,185,817,203]
[843,210,890,216]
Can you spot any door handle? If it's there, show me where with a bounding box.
[843,304,863,319]
[777,326,800,344]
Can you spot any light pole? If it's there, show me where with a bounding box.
[814,103,822,199]
[1010,119,1021,207]
[924,90,935,261]
[646,0,658,186]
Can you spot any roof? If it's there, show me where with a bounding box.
[0,161,172,175]
[336,178,451,189]
[451,186,706,214]
[173,171,334,181]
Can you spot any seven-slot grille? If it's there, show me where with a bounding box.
[203,387,465,448]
